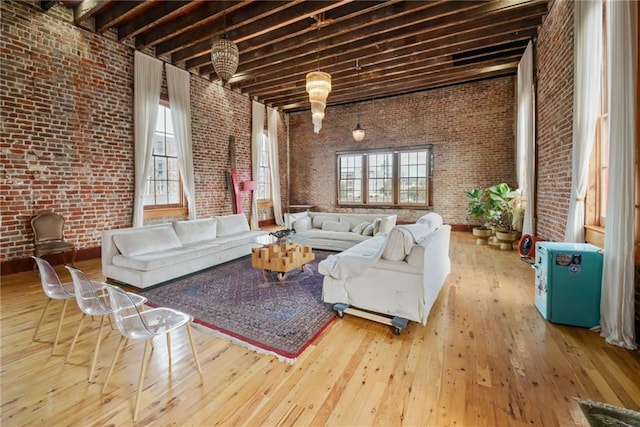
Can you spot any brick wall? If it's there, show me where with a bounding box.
[1,2,253,268]
[286,76,517,225]
[535,0,574,241]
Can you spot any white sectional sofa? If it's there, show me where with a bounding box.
[284,211,397,251]
[102,214,267,289]
[318,213,451,333]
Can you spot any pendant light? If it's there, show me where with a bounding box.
[305,14,331,133]
[211,10,239,85]
[352,59,365,142]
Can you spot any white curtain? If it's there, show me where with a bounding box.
[564,1,603,243]
[133,51,163,227]
[516,41,535,235]
[251,101,265,230]
[600,0,637,350]
[166,64,196,220]
[267,107,285,226]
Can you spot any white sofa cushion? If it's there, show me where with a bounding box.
[216,214,250,236]
[173,218,217,244]
[377,215,398,234]
[381,228,410,261]
[322,220,350,232]
[351,221,370,234]
[362,223,375,236]
[302,229,369,243]
[113,225,182,257]
[311,214,340,229]
[293,216,312,232]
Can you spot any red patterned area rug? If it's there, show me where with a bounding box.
[142,251,336,363]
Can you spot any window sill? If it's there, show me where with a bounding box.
[584,225,604,248]
[143,207,188,220]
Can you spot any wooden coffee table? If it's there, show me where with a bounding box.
[251,243,315,282]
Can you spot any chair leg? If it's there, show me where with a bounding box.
[186,325,202,375]
[71,248,77,267]
[52,299,69,355]
[88,315,107,383]
[32,298,52,342]
[166,332,172,368]
[66,313,86,363]
[133,340,151,422]
[102,335,127,394]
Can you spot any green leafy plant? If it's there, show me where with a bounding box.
[464,188,489,228]
[486,183,519,232]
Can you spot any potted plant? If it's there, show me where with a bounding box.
[464,188,492,245]
[486,183,520,250]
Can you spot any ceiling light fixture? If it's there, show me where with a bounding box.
[305,14,331,134]
[211,10,239,85]
[352,59,365,142]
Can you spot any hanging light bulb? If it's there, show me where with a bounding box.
[352,59,365,142]
[352,122,365,142]
[211,34,239,85]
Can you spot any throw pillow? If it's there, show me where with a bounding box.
[293,216,312,232]
[173,217,217,244]
[113,225,182,257]
[362,223,375,236]
[381,227,412,261]
[312,214,339,229]
[351,221,370,234]
[216,213,250,236]
[372,217,382,235]
[377,215,397,234]
[322,220,351,232]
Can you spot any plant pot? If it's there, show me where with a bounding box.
[472,227,493,245]
[495,230,518,250]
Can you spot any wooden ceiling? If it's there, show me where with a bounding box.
[59,0,549,112]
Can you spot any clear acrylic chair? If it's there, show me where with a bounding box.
[31,256,75,355]
[101,286,202,422]
[65,266,147,383]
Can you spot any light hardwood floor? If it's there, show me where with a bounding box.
[2,232,639,426]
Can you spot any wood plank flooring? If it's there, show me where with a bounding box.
[2,232,639,426]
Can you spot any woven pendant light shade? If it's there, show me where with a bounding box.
[305,71,331,133]
[211,35,239,84]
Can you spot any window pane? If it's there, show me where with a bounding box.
[368,153,392,203]
[153,134,166,155]
[399,150,429,204]
[166,135,177,157]
[155,157,167,180]
[168,158,179,180]
[338,155,362,203]
[167,181,180,204]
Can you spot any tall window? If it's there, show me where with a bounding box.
[144,104,182,208]
[339,155,362,203]
[586,2,609,229]
[337,145,432,207]
[257,131,271,201]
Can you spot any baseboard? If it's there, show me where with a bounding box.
[258,218,276,227]
[1,246,101,276]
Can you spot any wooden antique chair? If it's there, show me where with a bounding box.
[31,211,77,271]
